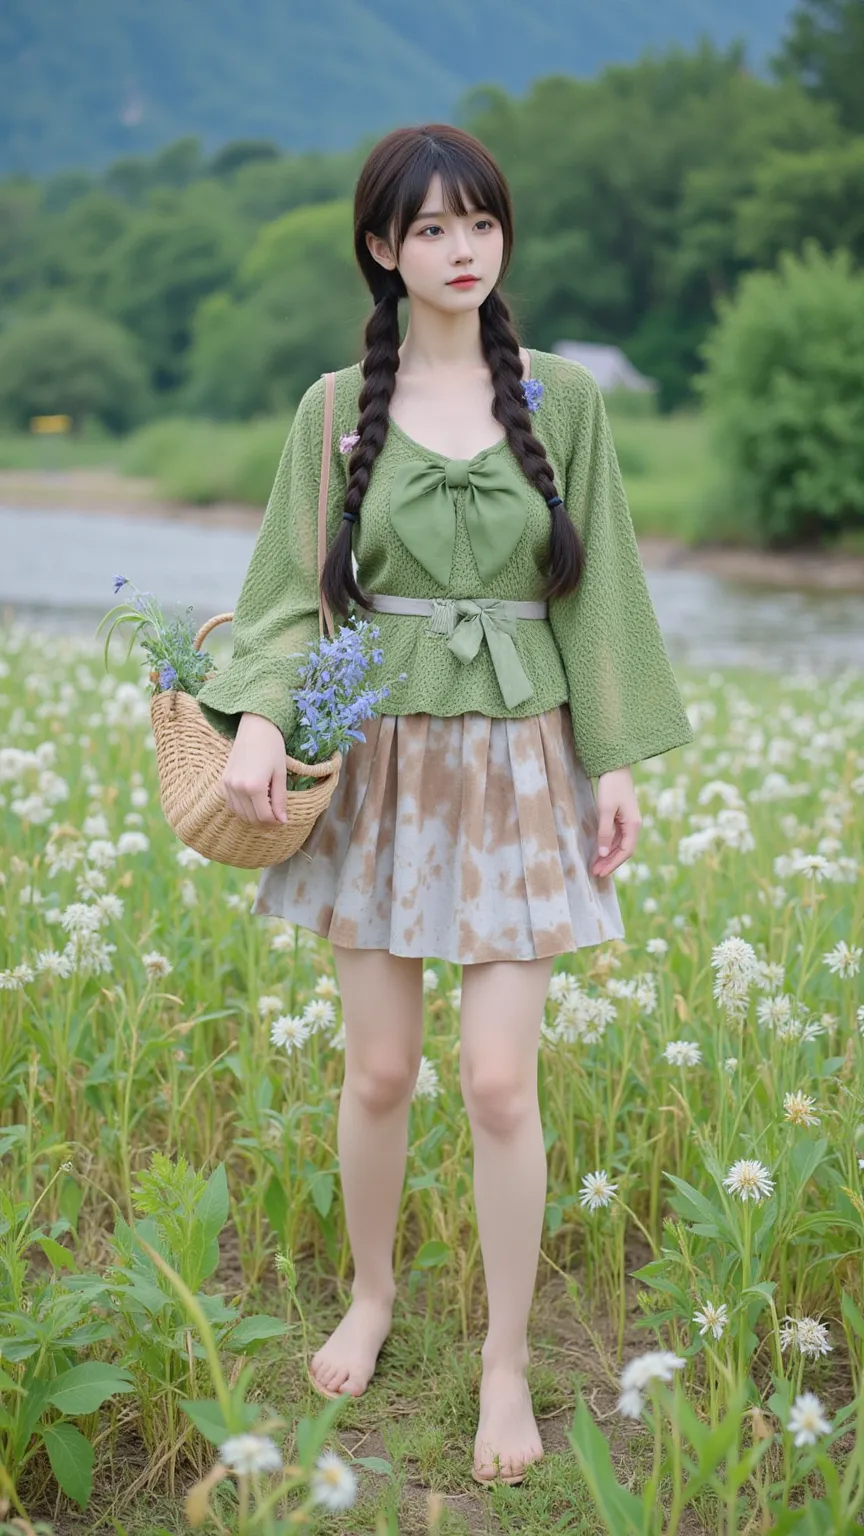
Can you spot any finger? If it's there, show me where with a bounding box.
[249,788,279,825]
[595,808,618,860]
[270,767,288,825]
[594,821,640,875]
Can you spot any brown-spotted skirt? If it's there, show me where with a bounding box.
[253,704,625,964]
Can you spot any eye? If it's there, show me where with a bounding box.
[418,218,496,236]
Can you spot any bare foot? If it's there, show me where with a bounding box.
[473,1363,545,1482]
[309,1295,394,1397]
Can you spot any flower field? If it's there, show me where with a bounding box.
[1,619,863,1535]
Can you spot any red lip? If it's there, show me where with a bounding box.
[448,277,479,286]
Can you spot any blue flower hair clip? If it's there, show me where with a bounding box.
[522,379,544,413]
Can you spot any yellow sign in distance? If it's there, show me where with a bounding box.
[30,415,72,434]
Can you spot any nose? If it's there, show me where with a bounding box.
[450,226,475,261]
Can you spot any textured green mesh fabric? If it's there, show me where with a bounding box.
[195,349,694,778]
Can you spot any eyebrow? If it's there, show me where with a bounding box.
[413,208,483,221]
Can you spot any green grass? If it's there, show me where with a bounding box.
[1,628,863,1534]
[607,409,713,542]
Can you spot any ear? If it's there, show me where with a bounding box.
[365,230,396,270]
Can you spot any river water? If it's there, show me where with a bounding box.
[2,504,863,675]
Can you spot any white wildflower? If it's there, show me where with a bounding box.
[116,831,149,855]
[822,941,862,979]
[548,971,579,1003]
[141,951,173,980]
[82,811,111,839]
[423,967,440,993]
[646,938,669,956]
[302,998,337,1035]
[412,1057,441,1100]
[788,851,832,881]
[693,1301,728,1340]
[663,1040,702,1067]
[723,1159,774,1203]
[780,1317,832,1360]
[269,927,298,952]
[787,1392,831,1447]
[711,936,760,1020]
[59,902,104,936]
[617,1350,686,1419]
[257,995,284,1017]
[218,1433,283,1475]
[309,1449,357,1511]
[757,992,794,1030]
[579,1170,618,1211]
[755,960,786,992]
[85,839,117,869]
[270,1014,311,1053]
[176,846,210,868]
[313,974,339,1001]
[44,839,84,875]
[724,1057,738,1074]
[34,948,74,978]
[0,964,35,989]
[783,1091,820,1128]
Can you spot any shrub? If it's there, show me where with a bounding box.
[0,307,151,434]
[697,242,864,546]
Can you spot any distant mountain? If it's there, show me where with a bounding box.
[1,0,795,178]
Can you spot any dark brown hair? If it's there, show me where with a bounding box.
[320,123,585,621]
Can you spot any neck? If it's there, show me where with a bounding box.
[397,303,486,374]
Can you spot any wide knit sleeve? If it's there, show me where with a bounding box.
[548,365,694,778]
[195,376,328,745]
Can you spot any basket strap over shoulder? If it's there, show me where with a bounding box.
[317,371,336,641]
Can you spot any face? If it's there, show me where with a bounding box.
[366,172,504,313]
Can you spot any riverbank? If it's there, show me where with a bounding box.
[4,466,864,592]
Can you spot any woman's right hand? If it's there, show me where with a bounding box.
[220,712,289,825]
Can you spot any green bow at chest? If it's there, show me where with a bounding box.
[388,453,529,587]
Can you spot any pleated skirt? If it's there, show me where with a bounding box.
[253,704,625,965]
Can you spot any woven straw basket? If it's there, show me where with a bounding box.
[149,370,343,870]
[150,612,342,870]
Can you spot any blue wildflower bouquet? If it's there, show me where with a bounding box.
[97,577,407,867]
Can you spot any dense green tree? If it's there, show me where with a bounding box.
[182,199,367,417]
[1,43,862,420]
[472,46,838,403]
[698,243,864,545]
[0,306,150,431]
[773,0,864,133]
[735,138,864,266]
[0,182,42,307]
[101,185,246,391]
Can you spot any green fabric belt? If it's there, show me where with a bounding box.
[367,593,548,708]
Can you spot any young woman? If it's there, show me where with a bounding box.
[197,123,694,1486]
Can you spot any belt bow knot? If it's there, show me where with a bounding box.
[427,596,534,708]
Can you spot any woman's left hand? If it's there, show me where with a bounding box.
[590,765,642,878]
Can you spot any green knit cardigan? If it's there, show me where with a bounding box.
[196,348,694,778]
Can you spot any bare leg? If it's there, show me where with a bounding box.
[459,954,555,1480]
[308,944,424,1396]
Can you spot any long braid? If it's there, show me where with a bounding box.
[479,289,584,600]
[319,280,402,620]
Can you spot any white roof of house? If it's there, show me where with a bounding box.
[552,340,658,392]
